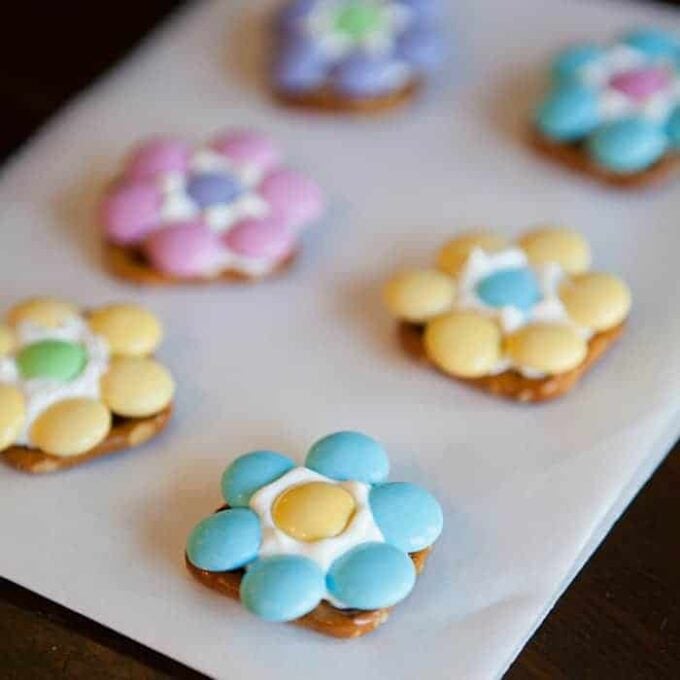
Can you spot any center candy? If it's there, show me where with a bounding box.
[186,172,245,208]
[335,1,383,39]
[476,267,541,311]
[17,339,87,382]
[609,67,672,102]
[272,481,356,542]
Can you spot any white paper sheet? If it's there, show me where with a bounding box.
[1,1,679,678]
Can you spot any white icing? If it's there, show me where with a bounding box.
[249,466,385,608]
[0,317,110,446]
[575,42,680,125]
[455,247,592,378]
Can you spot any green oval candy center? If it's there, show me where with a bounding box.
[17,340,87,382]
[335,2,383,39]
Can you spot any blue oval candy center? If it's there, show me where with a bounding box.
[186,172,245,208]
[476,267,541,311]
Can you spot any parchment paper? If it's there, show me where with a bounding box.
[1,1,679,678]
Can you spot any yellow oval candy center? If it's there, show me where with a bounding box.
[272,482,356,542]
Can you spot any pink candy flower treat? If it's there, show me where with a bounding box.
[101,131,324,281]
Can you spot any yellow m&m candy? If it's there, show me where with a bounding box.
[560,273,631,332]
[519,227,591,275]
[88,304,162,357]
[505,323,587,374]
[0,324,15,356]
[436,231,509,277]
[30,398,111,457]
[7,298,79,329]
[424,312,502,378]
[0,385,26,451]
[273,482,356,542]
[101,357,175,418]
[383,269,456,323]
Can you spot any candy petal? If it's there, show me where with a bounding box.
[101,181,162,245]
[535,84,600,142]
[550,44,604,84]
[327,543,416,610]
[211,131,282,175]
[145,221,225,277]
[383,269,456,322]
[88,304,163,357]
[519,227,591,275]
[666,106,680,148]
[395,25,445,74]
[587,118,667,174]
[0,324,15,356]
[259,169,323,230]
[424,311,502,378]
[333,54,409,98]
[622,28,680,60]
[221,451,295,507]
[436,231,509,277]
[7,298,79,329]
[100,357,175,418]
[505,323,587,374]
[274,38,329,93]
[560,272,632,332]
[223,214,295,260]
[186,508,261,572]
[370,483,443,553]
[0,385,26,451]
[305,431,389,484]
[125,137,191,181]
[30,398,111,457]
[240,555,324,622]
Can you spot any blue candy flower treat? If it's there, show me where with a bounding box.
[186,432,443,637]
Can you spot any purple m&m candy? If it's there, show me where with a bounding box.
[186,173,244,208]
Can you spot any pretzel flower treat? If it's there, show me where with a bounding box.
[186,431,443,638]
[0,298,174,473]
[273,0,444,113]
[101,130,324,284]
[383,228,632,402]
[532,28,680,187]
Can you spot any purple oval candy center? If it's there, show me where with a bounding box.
[609,67,672,101]
[187,172,245,208]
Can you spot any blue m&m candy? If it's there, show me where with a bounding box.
[327,542,416,610]
[476,267,541,311]
[187,172,244,208]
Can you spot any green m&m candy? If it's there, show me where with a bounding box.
[335,2,383,39]
[17,340,87,382]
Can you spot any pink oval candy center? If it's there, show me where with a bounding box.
[609,67,672,101]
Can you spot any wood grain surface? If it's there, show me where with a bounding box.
[1,1,679,678]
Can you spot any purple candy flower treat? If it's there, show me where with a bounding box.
[101,131,324,282]
[273,0,445,112]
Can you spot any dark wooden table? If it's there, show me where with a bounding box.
[1,2,679,678]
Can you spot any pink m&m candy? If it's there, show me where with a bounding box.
[224,214,294,260]
[211,131,283,175]
[101,181,162,245]
[145,221,224,277]
[609,67,671,102]
[259,169,324,230]
[126,137,191,181]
